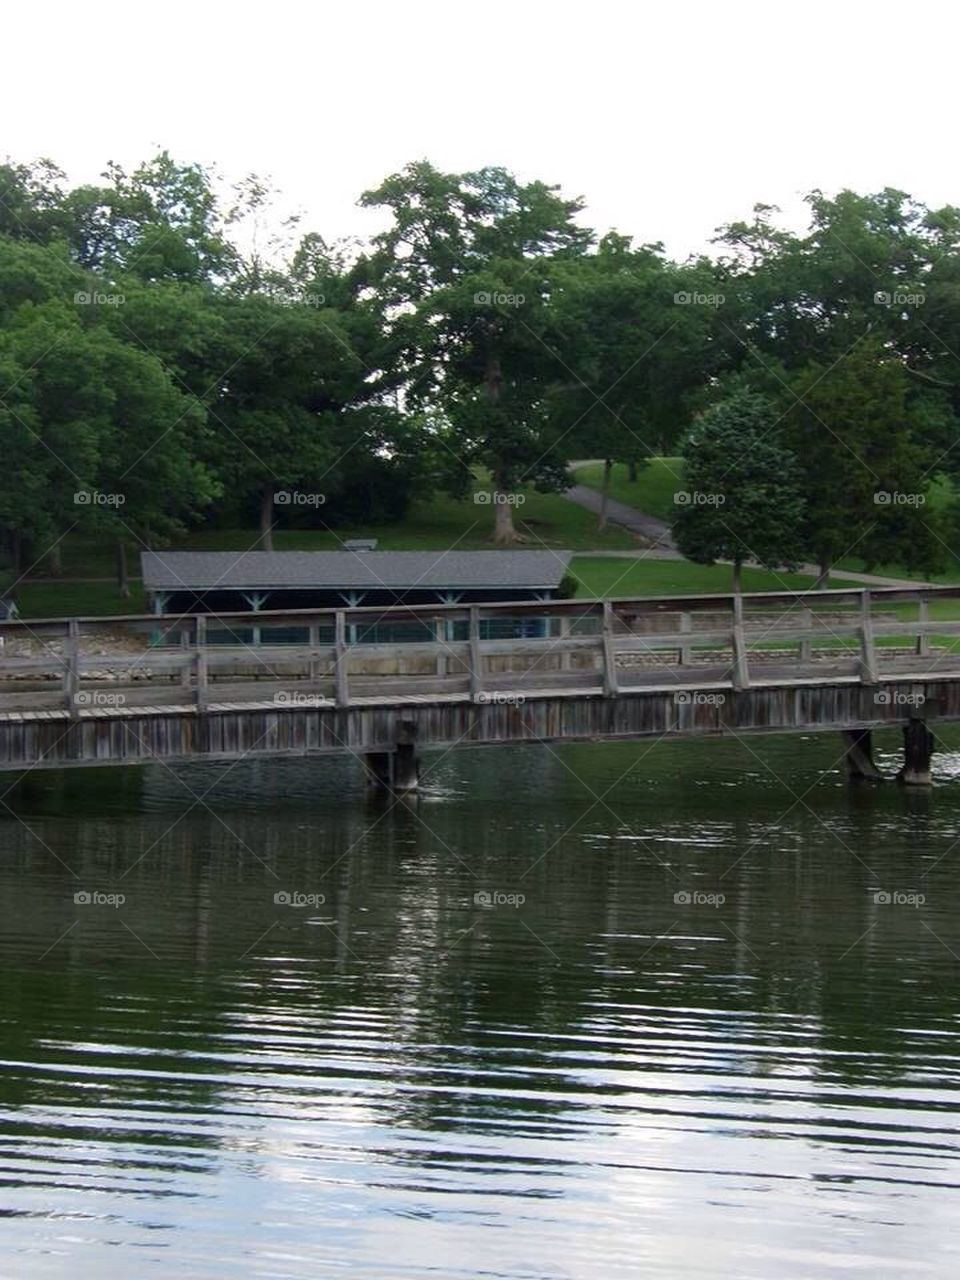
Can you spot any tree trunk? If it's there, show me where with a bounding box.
[258,485,275,551]
[814,557,830,590]
[48,543,62,576]
[628,460,638,483]
[492,473,517,544]
[484,354,519,544]
[597,458,612,532]
[732,558,743,595]
[116,540,129,596]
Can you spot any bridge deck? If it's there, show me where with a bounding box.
[0,587,957,770]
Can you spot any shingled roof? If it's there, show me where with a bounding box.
[141,550,573,591]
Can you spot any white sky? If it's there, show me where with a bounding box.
[4,0,957,260]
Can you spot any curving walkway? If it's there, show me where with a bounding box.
[564,480,936,590]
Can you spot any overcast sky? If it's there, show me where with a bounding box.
[4,0,957,260]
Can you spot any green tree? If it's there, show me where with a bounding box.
[360,161,592,542]
[780,340,942,581]
[672,392,805,592]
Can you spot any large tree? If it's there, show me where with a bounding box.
[359,161,593,542]
[672,391,805,592]
[780,340,942,581]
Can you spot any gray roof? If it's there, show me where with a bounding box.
[141,550,573,592]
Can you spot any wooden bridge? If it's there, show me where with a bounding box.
[0,585,958,787]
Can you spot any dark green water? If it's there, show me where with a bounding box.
[2,730,960,1278]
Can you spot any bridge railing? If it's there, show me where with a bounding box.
[2,586,960,715]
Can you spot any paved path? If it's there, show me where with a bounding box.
[566,483,678,549]
[564,480,936,590]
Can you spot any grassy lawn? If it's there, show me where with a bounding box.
[174,483,636,554]
[15,477,637,591]
[568,556,865,599]
[14,581,148,618]
[572,457,685,521]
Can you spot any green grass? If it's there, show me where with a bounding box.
[16,478,637,591]
[14,581,147,618]
[572,457,685,521]
[174,482,636,554]
[568,556,865,599]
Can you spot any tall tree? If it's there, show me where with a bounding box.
[360,161,593,542]
[672,391,805,592]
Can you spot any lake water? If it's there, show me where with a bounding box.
[2,730,959,1278]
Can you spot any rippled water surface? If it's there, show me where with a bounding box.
[2,730,960,1277]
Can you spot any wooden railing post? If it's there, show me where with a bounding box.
[469,607,482,698]
[799,607,813,664]
[731,594,749,691]
[64,619,80,717]
[434,617,448,677]
[309,623,321,684]
[602,600,618,696]
[334,611,349,707]
[917,596,930,659]
[859,589,878,684]
[180,626,192,693]
[679,611,692,667]
[194,614,208,710]
[559,614,572,671]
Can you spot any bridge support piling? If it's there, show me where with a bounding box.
[898,717,934,787]
[363,752,392,789]
[393,743,420,793]
[393,719,420,793]
[842,729,883,781]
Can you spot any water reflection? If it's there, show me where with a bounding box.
[1,731,959,1277]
